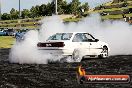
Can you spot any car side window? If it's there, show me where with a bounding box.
[72,33,82,42]
[84,34,94,40]
[72,33,87,42]
[72,33,95,42]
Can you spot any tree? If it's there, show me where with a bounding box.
[30,6,36,18]
[80,3,89,12]
[39,4,47,16]
[21,9,30,18]
[1,0,90,20]
[70,0,81,15]
[1,13,11,20]
[30,5,40,18]
[45,2,55,16]
[10,8,19,19]
[57,0,67,14]
[76,2,89,17]
[63,3,72,14]
[35,5,40,17]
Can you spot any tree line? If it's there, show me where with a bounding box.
[1,0,89,20]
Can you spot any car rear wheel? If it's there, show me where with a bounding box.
[72,49,82,62]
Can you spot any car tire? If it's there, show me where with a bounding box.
[100,46,108,59]
[72,49,82,62]
[60,56,69,63]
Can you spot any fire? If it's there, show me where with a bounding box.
[78,65,86,76]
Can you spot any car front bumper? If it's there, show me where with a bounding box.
[78,48,108,58]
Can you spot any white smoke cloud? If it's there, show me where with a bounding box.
[64,14,132,55]
[39,15,64,41]
[9,16,65,64]
[9,14,132,64]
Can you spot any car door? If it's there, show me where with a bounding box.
[84,33,101,54]
[72,33,90,50]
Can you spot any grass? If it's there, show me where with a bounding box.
[0,36,15,48]
[105,1,132,6]
[63,17,81,22]
[102,13,132,19]
[0,26,38,29]
[102,14,123,19]
[0,17,42,23]
[0,15,79,28]
[0,22,39,29]
[89,6,132,14]
[91,7,129,13]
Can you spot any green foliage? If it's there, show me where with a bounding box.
[81,3,89,12]
[1,13,11,20]
[30,5,40,18]
[63,17,81,22]
[57,0,67,14]
[1,0,90,20]
[45,2,55,16]
[21,9,30,18]
[39,4,47,16]
[10,8,19,20]
[70,0,81,14]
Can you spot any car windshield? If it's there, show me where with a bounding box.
[48,33,73,40]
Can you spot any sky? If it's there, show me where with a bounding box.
[1,0,112,13]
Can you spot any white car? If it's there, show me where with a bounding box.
[37,32,110,62]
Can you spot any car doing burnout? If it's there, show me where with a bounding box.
[37,32,110,62]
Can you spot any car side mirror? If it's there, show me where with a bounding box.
[95,39,99,42]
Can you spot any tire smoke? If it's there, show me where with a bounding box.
[9,14,132,64]
[65,14,132,55]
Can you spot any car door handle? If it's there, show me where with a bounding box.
[90,43,92,45]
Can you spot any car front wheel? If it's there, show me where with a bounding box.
[100,46,108,59]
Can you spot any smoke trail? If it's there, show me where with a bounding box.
[39,16,64,41]
[65,14,132,55]
[9,14,132,64]
[9,16,64,64]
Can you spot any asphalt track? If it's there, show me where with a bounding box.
[0,49,132,88]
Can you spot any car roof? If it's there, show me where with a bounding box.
[55,32,90,34]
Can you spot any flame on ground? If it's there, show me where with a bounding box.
[78,65,86,76]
